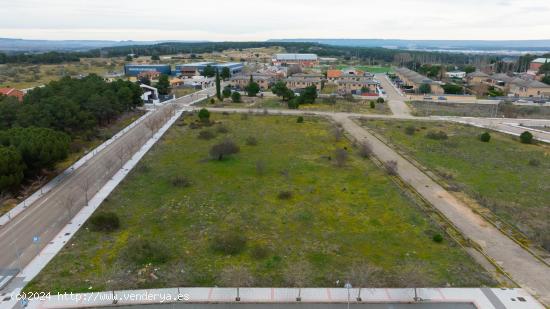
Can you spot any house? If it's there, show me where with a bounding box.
[529,58,550,72]
[337,80,380,95]
[394,67,444,94]
[508,79,550,98]
[182,76,215,89]
[285,76,322,91]
[273,54,319,67]
[229,74,275,91]
[327,70,342,81]
[170,78,184,87]
[0,87,24,102]
[466,71,490,85]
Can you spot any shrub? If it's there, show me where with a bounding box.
[210,98,216,104]
[432,234,444,243]
[211,230,247,255]
[250,243,270,259]
[357,142,373,158]
[171,176,191,188]
[384,160,398,176]
[405,126,416,135]
[377,97,385,103]
[528,159,540,167]
[297,116,304,123]
[124,239,171,266]
[520,131,533,144]
[425,130,448,140]
[210,139,240,160]
[198,108,210,122]
[89,212,120,232]
[246,136,258,146]
[278,190,293,200]
[198,130,216,140]
[217,125,229,134]
[480,132,491,142]
[369,101,375,109]
[231,91,242,103]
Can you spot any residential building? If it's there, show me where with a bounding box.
[0,87,24,101]
[291,73,325,79]
[124,64,171,77]
[394,67,444,94]
[337,80,380,95]
[466,71,490,85]
[273,54,319,67]
[508,79,550,98]
[285,76,322,91]
[327,69,342,81]
[229,74,275,91]
[529,58,550,72]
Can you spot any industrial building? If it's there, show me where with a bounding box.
[175,62,244,77]
[272,54,319,67]
[124,64,171,77]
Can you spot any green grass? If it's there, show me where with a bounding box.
[359,119,550,249]
[26,114,494,293]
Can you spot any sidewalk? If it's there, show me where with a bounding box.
[18,288,543,309]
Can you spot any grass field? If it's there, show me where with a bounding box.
[25,113,495,293]
[359,119,550,250]
[409,101,550,119]
[198,97,391,114]
[0,58,126,89]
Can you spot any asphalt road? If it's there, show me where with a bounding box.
[0,89,215,287]
[375,73,412,117]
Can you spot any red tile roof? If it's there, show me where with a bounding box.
[327,70,342,78]
[0,87,24,101]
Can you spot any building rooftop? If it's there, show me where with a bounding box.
[467,71,489,78]
[395,67,436,84]
[275,53,318,61]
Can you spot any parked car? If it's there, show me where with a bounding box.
[438,96,447,101]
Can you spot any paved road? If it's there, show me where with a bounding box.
[376,73,412,117]
[0,89,215,290]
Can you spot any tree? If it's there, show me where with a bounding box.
[334,148,348,167]
[358,142,373,158]
[0,146,25,192]
[377,97,385,103]
[300,85,317,104]
[287,97,300,109]
[219,265,254,301]
[464,65,476,74]
[542,75,550,86]
[419,83,431,94]
[520,131,534,144]
[442,84,463,94]
[138,76,151,86]
[384,160,398,176]
[202,65,216,77]
[222,87,232,98]
[370,101,376,109]
[198,108,210,123]
[480,132,491,142]
[271,81,294,101]
[125,55,133,61]
[151,54,160,61]
[245,76,260,97]
[220,67,231,80]
[231,91,241,103]
[156,74,170,95]
[215,71,222,100]
[210,139,240,160]
[0,127,70,172]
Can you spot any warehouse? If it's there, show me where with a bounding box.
[175,62,244,77]
[124,64,171,77]
[272,54,319,67]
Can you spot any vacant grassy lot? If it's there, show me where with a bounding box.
[26,114,494,293]
[360,119,550,249]
[198,97,391,114]
[410,101,550,119]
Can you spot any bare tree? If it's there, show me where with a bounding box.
[219,265,254,301]
[384,160,398,176]
[284,259,312,301]
[79,177,93,205]
[144,117,156,138]
[345,263,380,301]
[64,194,77,218]
[117,147,126,168]
[331,127,344,142]
[334,148,348,167]
[102,158,115,178]
[358,141,373,158]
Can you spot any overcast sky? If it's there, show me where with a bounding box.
[1,0,550,41]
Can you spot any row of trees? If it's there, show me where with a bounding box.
[271,81,317,109]
[0,75,143,192]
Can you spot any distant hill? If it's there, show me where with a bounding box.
[0,38,204,53]
[269,39,550,52]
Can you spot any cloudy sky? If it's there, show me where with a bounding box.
[1,0,550,41]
